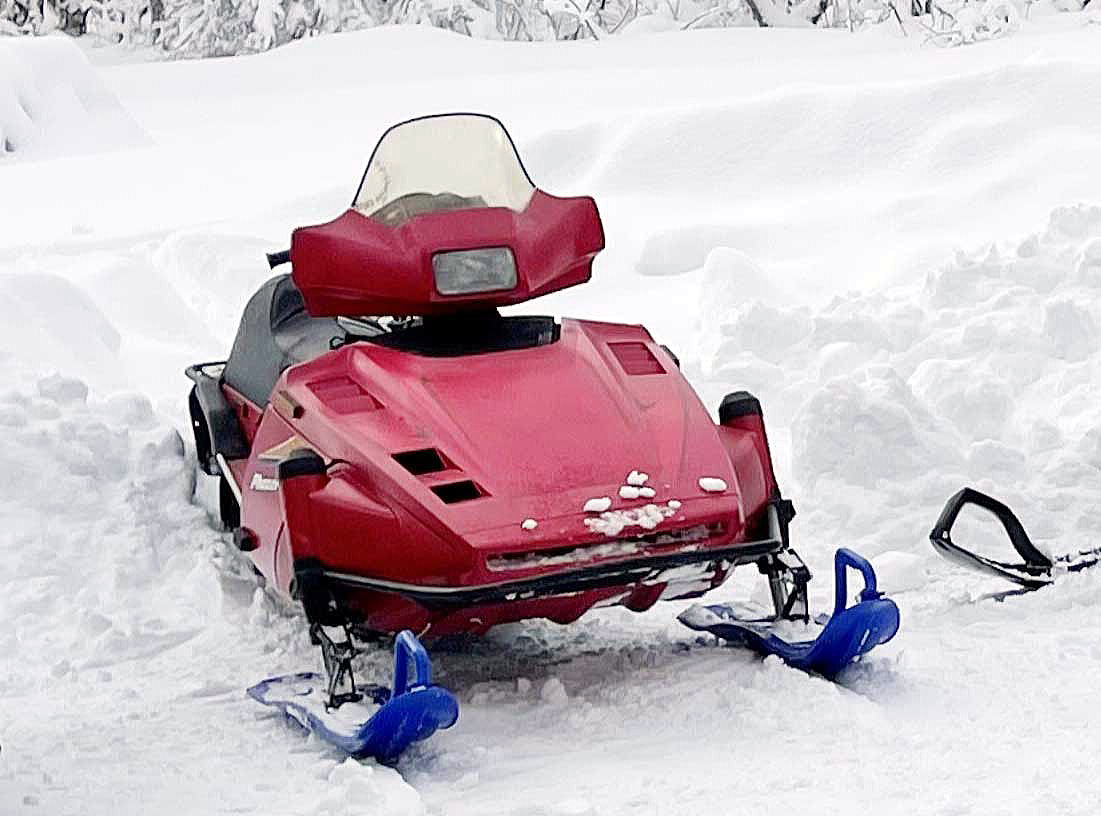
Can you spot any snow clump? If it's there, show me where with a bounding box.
[583,496,612,513]
[698,477,727,493]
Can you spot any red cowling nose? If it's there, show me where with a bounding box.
[290,190,605,318]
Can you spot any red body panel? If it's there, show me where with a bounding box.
[291,191,604,317]
[231,319,778,635]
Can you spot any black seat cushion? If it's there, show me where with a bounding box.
[223,275,344,406]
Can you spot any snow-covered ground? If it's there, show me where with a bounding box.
[0,38,146,160]
[2,20,1101,815]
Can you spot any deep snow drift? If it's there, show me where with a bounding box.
[2,22,1101,816]
[0,37,146,161]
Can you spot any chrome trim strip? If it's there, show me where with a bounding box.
[216,453,243,505]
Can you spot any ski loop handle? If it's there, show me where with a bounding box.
[832,548,881,618]
[392,630,433,697]
[931,487,1052,569]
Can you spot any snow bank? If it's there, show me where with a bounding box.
[0,272,124,385]
[0,367,424,814]
[690,204,1101,578]
[0,37,146,160]
[310,759,425,816]
[553,57,1101,298]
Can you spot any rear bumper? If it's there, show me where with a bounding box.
[323,503,785,609]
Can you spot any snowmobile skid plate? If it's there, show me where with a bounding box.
[247,631,459,763]
[930,487,1101,589]
[678,548,900,680]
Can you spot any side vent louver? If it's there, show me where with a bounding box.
[431,480,484,504]
[392,448,486,503]
[308,376,381,414]
[393,448,449,475]
[609,342,665,375]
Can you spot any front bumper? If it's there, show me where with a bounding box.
[322,503,786,609]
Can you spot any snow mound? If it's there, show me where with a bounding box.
[793,367,963,490]
[309,759,424,816]
[0,368,426,814]
[697,203,1101,565]
[0,37,147,160]
[522,54,1101,303]
[0,272,123,385]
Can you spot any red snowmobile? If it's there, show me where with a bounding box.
[187,114,897,759]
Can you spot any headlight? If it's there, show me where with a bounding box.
[432,248,517,296]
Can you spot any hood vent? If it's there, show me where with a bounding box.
[393,448,450,475]
[609,342,665,375]
[431,480,484,504]
[392,448,485,502]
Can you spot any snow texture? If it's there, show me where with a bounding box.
[0,38,147,161]
[2,19,1101,816]
[584,503,677,536]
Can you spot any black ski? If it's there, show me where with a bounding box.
[930,487,1101,589]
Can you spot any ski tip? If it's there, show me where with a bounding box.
[679,547,899,680]
[248,632,459,763]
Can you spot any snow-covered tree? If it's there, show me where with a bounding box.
[0,0,1093,55]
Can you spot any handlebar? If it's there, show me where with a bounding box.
[267,249,291,269]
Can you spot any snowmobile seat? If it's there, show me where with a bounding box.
[223,274,346,406]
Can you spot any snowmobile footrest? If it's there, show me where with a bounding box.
[247,630,459,763]
[679,548,900,680]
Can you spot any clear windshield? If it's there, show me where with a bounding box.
[353,114,536,228]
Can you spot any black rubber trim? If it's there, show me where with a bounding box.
[184,363,250,464]
[278,448,327,480]
[323,535,783,610]
[771,496,796,549]
[660,344,680,368]
[719,391,763,424]
[293,557,344,626]
[366,314,559,357]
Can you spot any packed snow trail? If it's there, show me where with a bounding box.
[2,22,1101,816]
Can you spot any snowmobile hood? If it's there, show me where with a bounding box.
[275,319,749,538]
